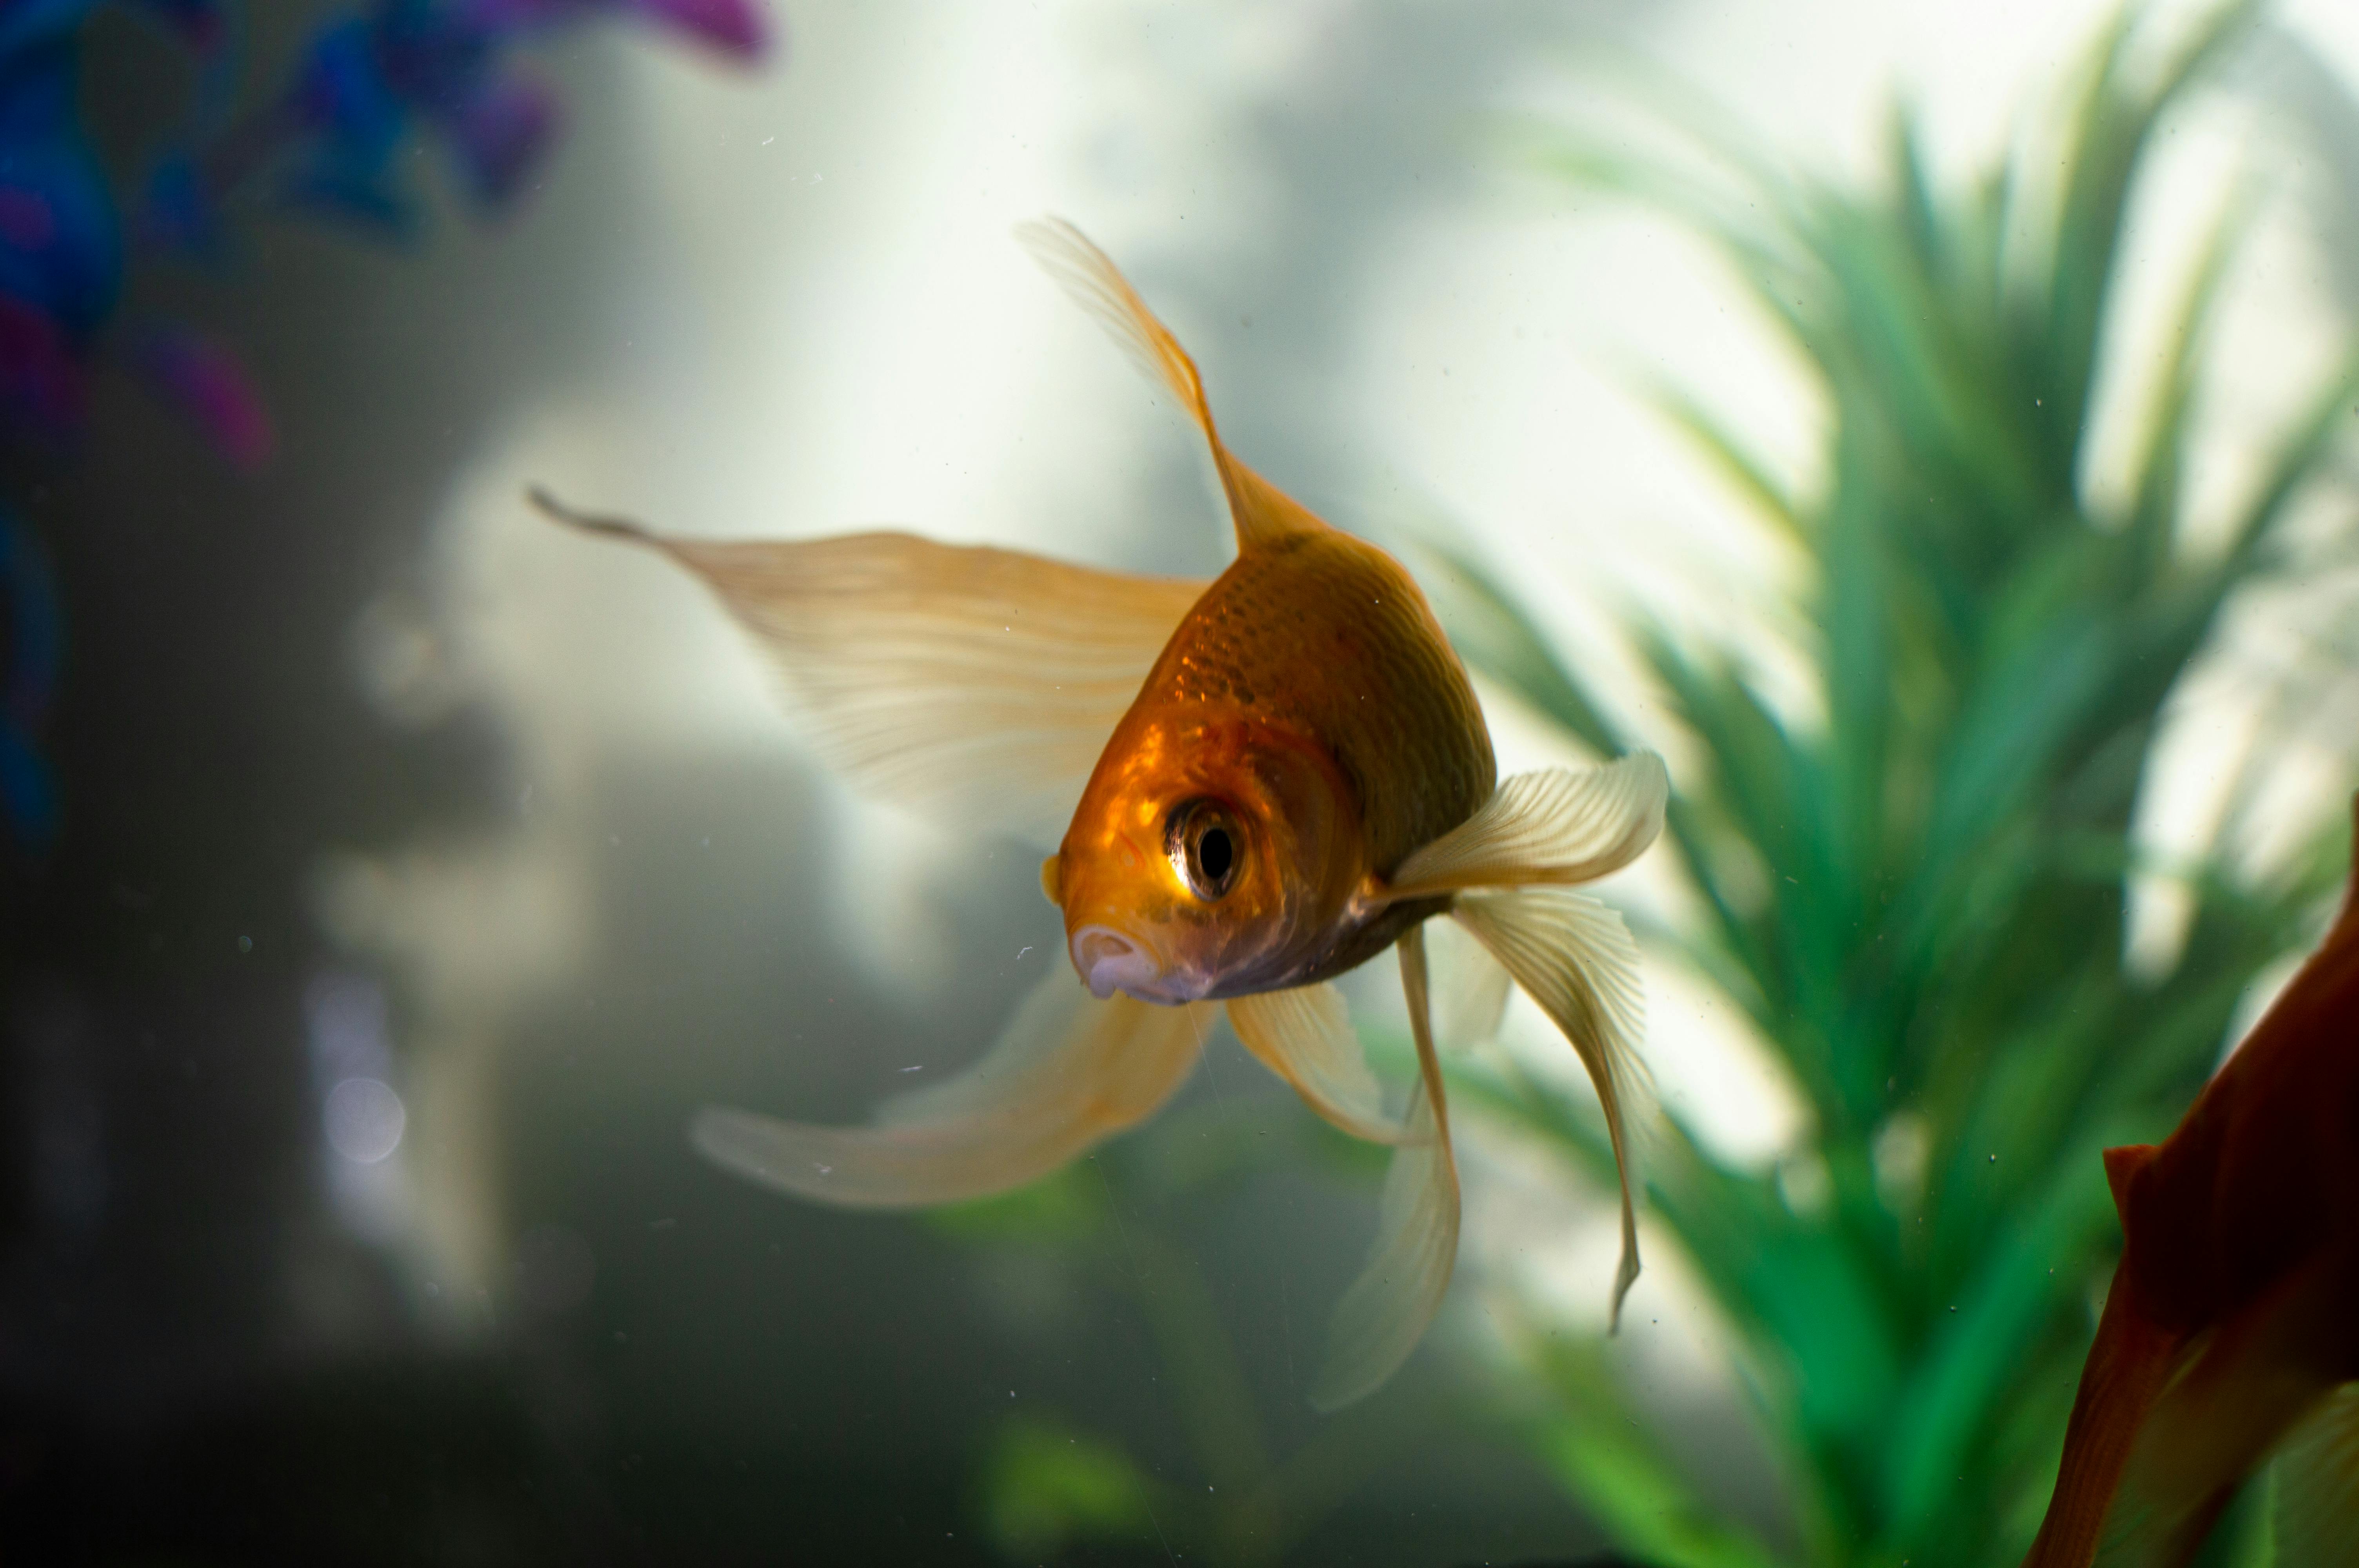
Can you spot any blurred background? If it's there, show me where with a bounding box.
[7,0,2359,1563]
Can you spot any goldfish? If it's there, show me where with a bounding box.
[2022,797,2359,1566]
[534,219,1667,1408]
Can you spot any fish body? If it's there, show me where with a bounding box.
[2024,804,2359,1566]
[1056,523,1491,1004]
[536,219,1668,1408]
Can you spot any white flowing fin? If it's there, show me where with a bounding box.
[2277,1383,2359,1568]
[1425,917,1514,1052]
[534,490,1204,844]
[1226,984,1412,1145]
[1452,889,1651,1328]
[1309,924,1461,1412]
[690,967,1211,1208]
[1015,217,1325,553]
[1385,753,1669,901]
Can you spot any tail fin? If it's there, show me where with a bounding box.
[1016,218,1325,553]
[692,969,1211,1208]
[526,485,1206,842]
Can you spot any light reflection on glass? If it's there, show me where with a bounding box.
[305,973,415,1243]
[323,1077,407,1165]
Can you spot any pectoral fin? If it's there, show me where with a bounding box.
[1309,925,1461,1412]
[533,490,1204,844]
[1451,887,1651,1327]
[1016,218,1325,553]
[1385,753,1669,900]
[1425,917,1514,1051]
[1227,983,1411,1145]
[691,968,1210,1207]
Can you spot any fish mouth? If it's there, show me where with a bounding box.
[1071,924,1183,1003]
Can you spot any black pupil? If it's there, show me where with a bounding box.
[1196,826,1234,886]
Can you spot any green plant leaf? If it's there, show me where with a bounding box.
[1519,1338,1792,1568]
[977,1414,1163,1559]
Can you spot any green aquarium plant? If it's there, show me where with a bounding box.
[931,1094,1485,1566]
[1421,4,2359,1566]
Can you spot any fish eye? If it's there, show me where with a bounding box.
[1165,798,1241,901]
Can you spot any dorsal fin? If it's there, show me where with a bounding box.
[1016,217,1324,553]
[2103,1142,2156,1221]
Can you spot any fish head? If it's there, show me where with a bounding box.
[1050,708,1365,1004]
